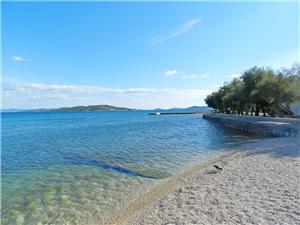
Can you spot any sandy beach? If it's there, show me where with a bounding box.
[107,136,300,225]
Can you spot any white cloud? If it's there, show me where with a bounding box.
[200,73,208,79]
[164,70,208,80]
[4,83,166,95]
[29,94,69,101]
[2,90,11,98]
[11,55,31,62]
[2,82,213,109]
[180,73,207,79]
[152,18,201,45]
[181,74,198,79]
[164,70,180,77]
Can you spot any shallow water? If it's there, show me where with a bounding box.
[2,111,256,224]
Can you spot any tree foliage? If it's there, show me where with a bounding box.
[205,63,300,116]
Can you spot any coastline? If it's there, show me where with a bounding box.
[203,113,300,137]
[105,136,300,225]
[105,149,240,225]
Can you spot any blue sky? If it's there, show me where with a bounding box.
[2,2,299,109]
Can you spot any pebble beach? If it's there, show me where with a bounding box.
[108,136,300,225]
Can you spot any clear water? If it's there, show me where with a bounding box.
[2,111,256,224]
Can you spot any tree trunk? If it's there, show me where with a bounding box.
[255,103,259,116]
[250,105,254,116]
[262,107,266,116]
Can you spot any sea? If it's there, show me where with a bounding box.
[2,110,257,224]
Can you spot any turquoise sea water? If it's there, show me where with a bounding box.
[2,111,255,224]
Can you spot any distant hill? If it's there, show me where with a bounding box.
[26,105,132,112]
[3,105,211,113]
[1,109,26,113]
[166,106,212,113]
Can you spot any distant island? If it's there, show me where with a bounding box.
[167,106,212,112]
[2,105,212,113]
[26,105,132,112]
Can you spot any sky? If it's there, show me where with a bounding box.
[2,2,299,109]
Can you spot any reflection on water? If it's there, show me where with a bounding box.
[2,111,257,224]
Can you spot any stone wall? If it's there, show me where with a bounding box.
[203,113,300,137]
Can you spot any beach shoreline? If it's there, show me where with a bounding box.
[105,149,239,225]
[105,136,300,225]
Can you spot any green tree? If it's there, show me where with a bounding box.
[205,63,300,117]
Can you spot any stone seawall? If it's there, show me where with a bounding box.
[203,113,300,137]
